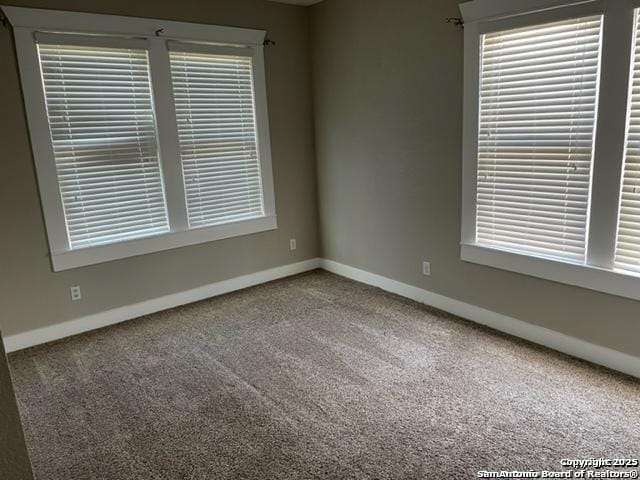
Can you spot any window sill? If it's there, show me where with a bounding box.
[51,215,278,271]
[460,243,640,302]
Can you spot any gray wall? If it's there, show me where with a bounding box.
[2,0,639,360]
[310,0,640,358]
[0,0,319,336]
[0,334,33,480]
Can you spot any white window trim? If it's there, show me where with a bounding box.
[2,6,277,271]
[459,0,640,301]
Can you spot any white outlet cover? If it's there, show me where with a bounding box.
[290,238,297,251]
[70,286,82,301]
[422,261,431,276]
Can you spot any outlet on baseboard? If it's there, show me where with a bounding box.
[289,238,297,251]
[422,261,431,276]
[70,285,82,301]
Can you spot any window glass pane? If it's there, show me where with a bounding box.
[38,43,169,249]
[169,50,264,229]
[476,16,603,262]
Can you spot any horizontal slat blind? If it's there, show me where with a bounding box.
[476,16,603,262]
[615,10,640,274]
[38,43,169,249]
[169,50,264,228]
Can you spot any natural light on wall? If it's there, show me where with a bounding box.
[476,16,603,263]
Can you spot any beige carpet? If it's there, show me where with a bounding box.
[9,270,640,479]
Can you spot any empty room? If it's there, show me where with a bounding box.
[1,0,640,478]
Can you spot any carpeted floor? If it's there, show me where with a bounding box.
[8,270,640,479]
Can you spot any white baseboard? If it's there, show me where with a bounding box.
[3,258,321,353]
[6,256,640,380]
[321,259,640,379]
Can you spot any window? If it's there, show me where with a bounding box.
[38,41,169,249]
[477,16,602,263]
[615,9,640,274]
[460,0,640,301]
[169,47,264,228]
[5,6,276,271]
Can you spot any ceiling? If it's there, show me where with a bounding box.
[268,0,324,5]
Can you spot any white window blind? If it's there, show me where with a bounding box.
[38,42,169,249]
[476,16,603,262]
[169,49,264,229]
[615,10,640,274]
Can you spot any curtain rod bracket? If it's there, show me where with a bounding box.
[155,28,164,37]
[263,38,276,47]
[446,17,464,29]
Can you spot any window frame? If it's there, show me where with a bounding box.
[459,0,640,301]
[3,6,277,271]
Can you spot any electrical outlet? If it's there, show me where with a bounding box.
[289,238,297,251]
[70,285,82,301]
[422,261,431,276]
